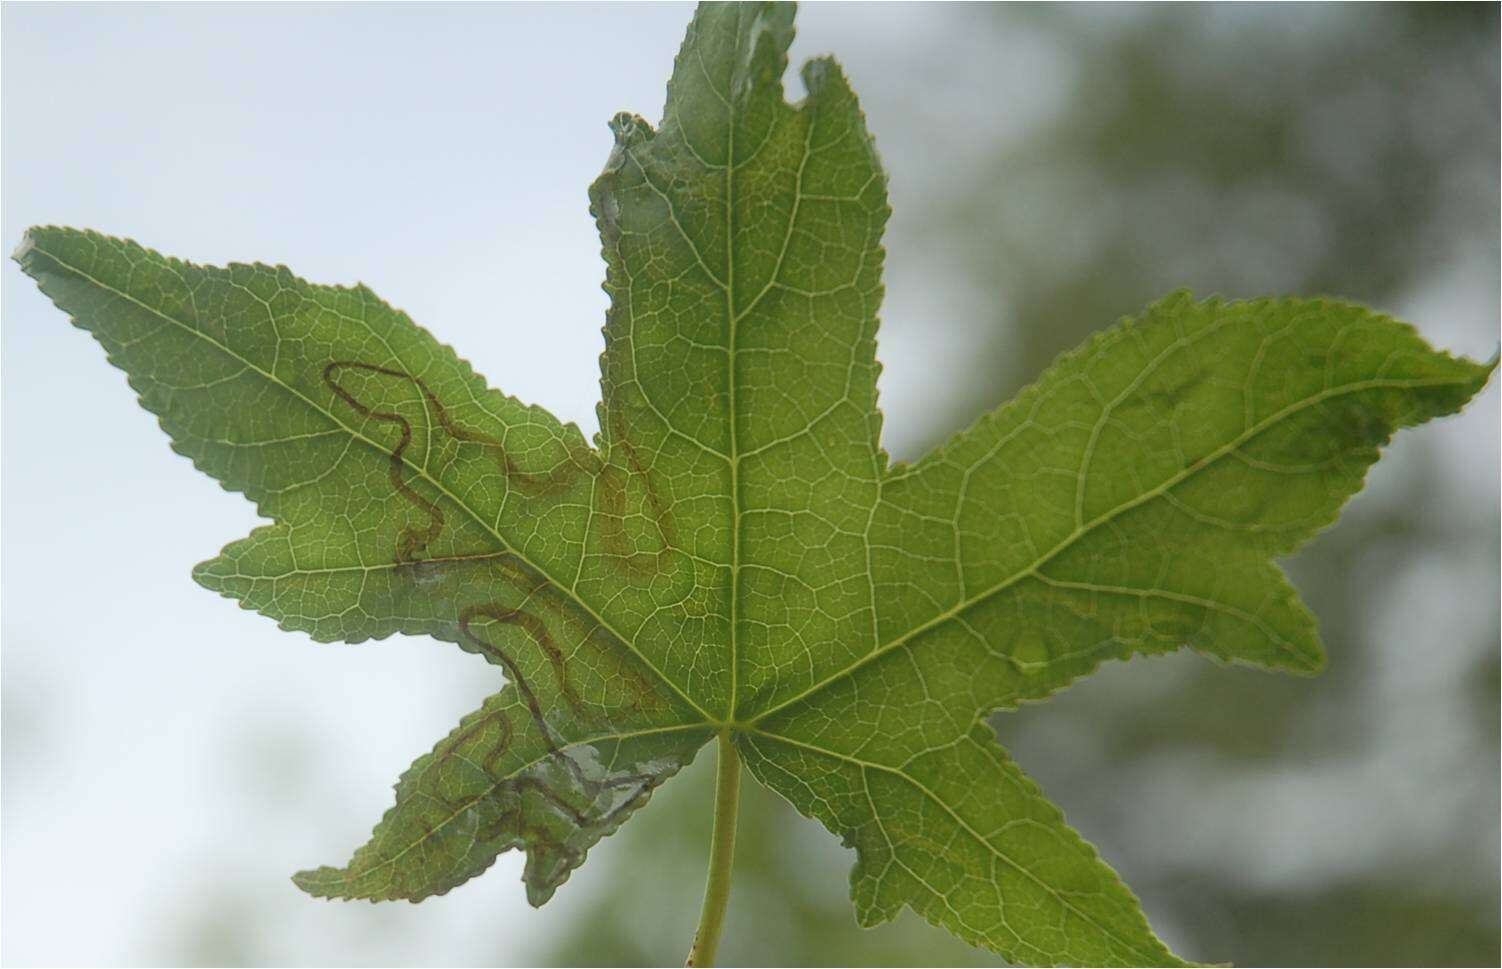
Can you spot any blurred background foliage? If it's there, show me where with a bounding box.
[4,3,1495,967]
[540,5,1500,966]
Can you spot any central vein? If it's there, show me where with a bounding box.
[724,30,742,725]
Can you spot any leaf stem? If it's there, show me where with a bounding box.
[687,731,741,967]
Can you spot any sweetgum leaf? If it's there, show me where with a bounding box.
[13,2,1494,965]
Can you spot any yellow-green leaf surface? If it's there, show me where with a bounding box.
[14,2,1493,965]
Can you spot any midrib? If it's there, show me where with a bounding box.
[724,24,743,724]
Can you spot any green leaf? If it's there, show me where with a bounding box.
[13,1,1493,965]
